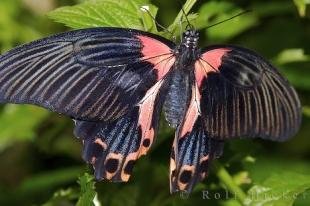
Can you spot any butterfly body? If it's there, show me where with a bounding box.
[163,29,202,128]
[0,27,301,193]
[163,68,192,128]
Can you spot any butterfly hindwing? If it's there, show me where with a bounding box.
[0,28,175,122]
[74,79,169,181]
[195,45,302,141]
[170,118,224,193]
[169,82,224,193]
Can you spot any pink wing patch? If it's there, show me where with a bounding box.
[195,48,230,87]
[178,84,201,138]
[178,49,231,140]
[184,48,230,137]
[137,80,164,157]
[137,35,175,80]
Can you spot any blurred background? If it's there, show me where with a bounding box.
[0,0,309,205]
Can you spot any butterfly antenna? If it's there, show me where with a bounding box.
[140,6,174,36]
[178,2,193,29]
[205,10,252,30]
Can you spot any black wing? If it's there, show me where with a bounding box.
[194,45,302,141]
[0,27,175,121]
[74,78,168,182]
[169,81,224,193]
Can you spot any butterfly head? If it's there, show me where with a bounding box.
[182,29,199,49]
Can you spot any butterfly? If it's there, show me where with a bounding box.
[0,26,301,193]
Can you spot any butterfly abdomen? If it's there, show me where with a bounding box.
[163,69,192,128]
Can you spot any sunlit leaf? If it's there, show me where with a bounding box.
[275,49,310,64]
[243,157,310,205]
[0,0,41,52]
[140,4,158,33]
[293,0,310,17]
[195,2,258,42]
[48,0,151,29]
[43,188,79,206]
[77,173,97,206]
[244,172,310,206]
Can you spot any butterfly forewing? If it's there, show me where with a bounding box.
[0,27,176,182]
[195,45,302,141]
[0,28,175,122]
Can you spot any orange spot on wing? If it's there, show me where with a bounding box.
[94,138,107,150]
[121,152,138,182]
[137,35,175,80]
[199,155,209,180]
[170,157,177,179]
[177,165,195,191]
[104,153,123,180]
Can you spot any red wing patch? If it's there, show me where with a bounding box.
[178,83,201,138]
[137,80,164,157]
[137,35,175,80]
[195,48,230,87]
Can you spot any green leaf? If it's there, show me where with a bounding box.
[274,65,310,90]
[167,0,198,37]
[140,4,158,33]
[271,49,310,90]
[0,0,41,52]
[18,167,83,194]
[48,0,151,30]
[220,199,242,206]
[243,157,310,205]
[244,172,310,206]
[294,189,310,205]
[293,0,310,17]
[77,173,97,206]
[275,49,310,65]
[196,1,258,42]
[0,105,49,150]
[43,188,79,206]
[303,106,310,116]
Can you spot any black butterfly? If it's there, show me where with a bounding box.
[0,26,301,193]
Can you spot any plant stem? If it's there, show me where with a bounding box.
[213,161,247,204]
[168,0,197,36]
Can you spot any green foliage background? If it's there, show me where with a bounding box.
[0,0,309,205]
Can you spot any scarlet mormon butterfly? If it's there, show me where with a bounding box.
[0,11,301,193]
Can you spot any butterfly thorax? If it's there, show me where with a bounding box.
[182,29,199,49]
[174,29,200,67]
